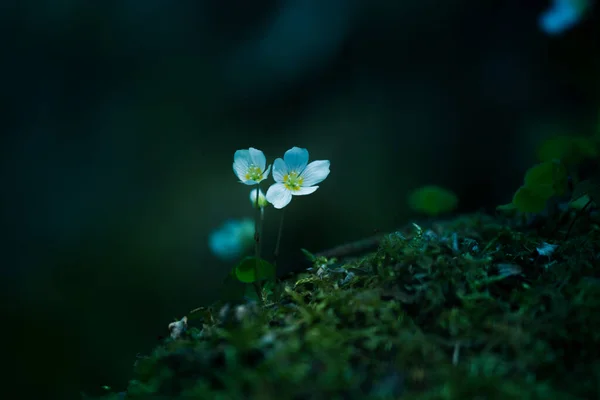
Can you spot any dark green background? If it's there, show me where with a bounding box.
[1,1,598,398]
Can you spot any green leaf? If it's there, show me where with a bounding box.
[570,194,592,210]
[523,160,567,197]
[512,186,548,213]
[235,256,276,283]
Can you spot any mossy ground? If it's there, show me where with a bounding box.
[94,212,600,400]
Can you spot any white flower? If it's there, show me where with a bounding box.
[249,188,268,209]
[208,218,255,261]
[168,316,187,340]
[536,242,559,258]
[265,147,330,209]
[233,147,271,185]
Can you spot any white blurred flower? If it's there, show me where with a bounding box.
[536,242,559,257]
[233,147,271,185]
[538,0,590,35]
[168,316,187,340]
[208,218,255,261]
[249,188,268,209]
[265,147,330,209]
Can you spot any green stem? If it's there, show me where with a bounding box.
[254,185,261,256]
[252,281,263,304]
[273,208,286,268]
[259,206,265,257]
[253,185,264,304]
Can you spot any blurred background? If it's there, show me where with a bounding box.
[1,0,598,398]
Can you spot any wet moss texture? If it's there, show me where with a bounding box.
[96,212,600,399]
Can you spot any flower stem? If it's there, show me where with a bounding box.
[273,208,286,267]
[259,206,265,257]
[252,282,263,304]
[254,186,261,256]
[253,185,264,305]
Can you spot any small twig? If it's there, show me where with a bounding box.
[254,185,261,256]
[315,234,384,259]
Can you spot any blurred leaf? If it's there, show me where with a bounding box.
[512,186,548,213]
[537,135,598,165]
[570,194,592,210]
[235,256,276,283]
[523,160,568,197]
[570,179,600,209]
[408,185,459,216]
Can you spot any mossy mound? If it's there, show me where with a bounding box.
[100,213,600,399]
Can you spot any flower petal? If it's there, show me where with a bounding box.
[266,183,293,209]
[233,149,252,182]
[272,158,287,183]
[249,147,267,171]
[283,147,309,174]
[300,160,330,186]
[293,186,319,196]
[262,164,272,181]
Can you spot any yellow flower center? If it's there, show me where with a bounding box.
[244,165,263,182]
[283,171,303,191]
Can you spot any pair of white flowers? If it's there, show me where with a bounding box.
[209,146,330,261]
[233,146,331,209]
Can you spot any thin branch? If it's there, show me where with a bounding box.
[315,234,384,259]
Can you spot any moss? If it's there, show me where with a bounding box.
[97,213,600,399]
